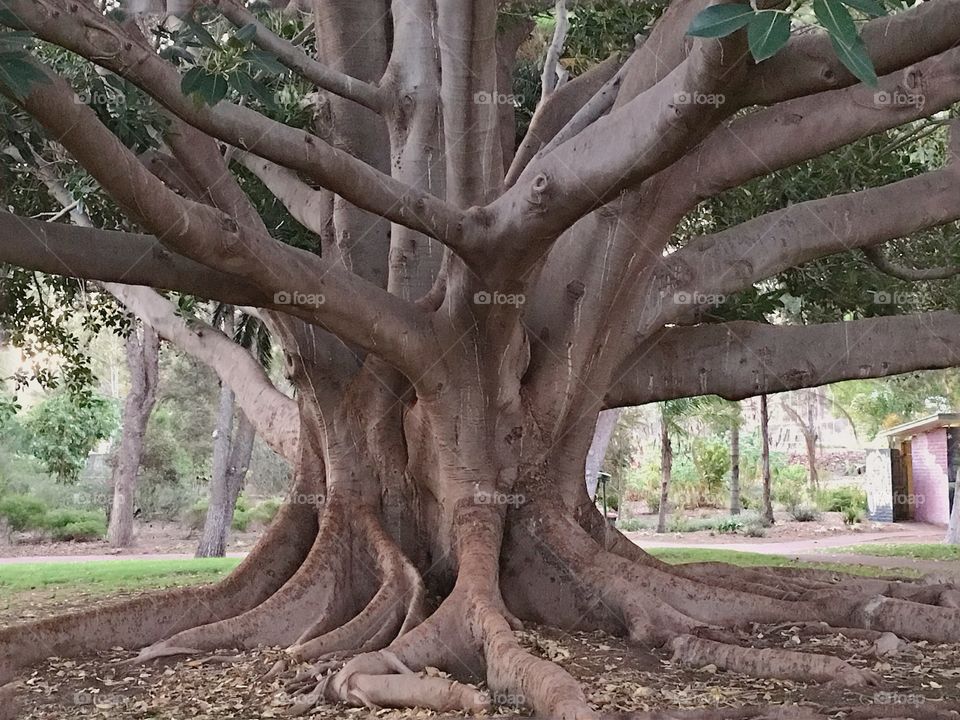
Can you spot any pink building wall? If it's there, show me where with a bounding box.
[910,429,951,525]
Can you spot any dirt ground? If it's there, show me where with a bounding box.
[0,521,262,558]
[8,589,960,719]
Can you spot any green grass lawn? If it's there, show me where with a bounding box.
[0,548,920,611]
[826,542,960,561]
[648,547,919,578]
[0,557,242,594]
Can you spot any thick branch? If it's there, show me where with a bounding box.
[745,0,960,106]
[235,151,329,238]
[504,54,623,187]
[4,59,432,373]
[212,0,383,112]
[0,210,264,305]
[665,44,960,217]
[863,246,960,281]
[606,312,960,407]
[639,164,960,334]
[9,0,464,249]
[108,285,300,460]
[481,25,747,276]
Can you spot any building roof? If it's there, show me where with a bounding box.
[880,413,960,439]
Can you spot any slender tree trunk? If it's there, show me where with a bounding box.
[656,408,672,533]
[805,400,819,491]
[729,420,741,516]
[196,404,256,558]
[107,323,160,548]
[197,362,247,558]
[760,394,774,525]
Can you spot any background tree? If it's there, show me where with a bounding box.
[107,321,160,547]
[760,394,774,526]
[195,308,265,558]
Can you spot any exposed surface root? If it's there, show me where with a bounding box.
[135,501,422,664]
[0,476,318,683]
[669,634,881,687]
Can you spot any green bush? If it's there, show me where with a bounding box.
[183,499,208,531]
[248,498,282,526]
[235,493,251,514]
[231,509,251,531]
[790,503,820,522]
[773,464,809,510]
[714,517,743,534]
[817,486,868,514]
[0,494,48,531]
[49,518,106,541]
[692,437,730,494]
[743,520,767,537]
[44,508,106,530]
[842,506,864,525]
[616,517,649,532]
[24,391,118,482]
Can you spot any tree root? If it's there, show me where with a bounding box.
[0,475,318,683]
[135,501,421,661]
[669,634,881,687]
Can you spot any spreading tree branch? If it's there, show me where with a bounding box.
[744,0,960,106]
[663,44,960,218]
[2,59,432,373]
[862,246,960,281]
[504,55,623,187]
[539,0,569,99]
[481,24,749,277]
[212,0,383,112]
[605,312,960,407]
[34,162,300,459]
[6,0,465,249]
[637,162,960,334]
[0,210,264,305]
[110,285,301,460]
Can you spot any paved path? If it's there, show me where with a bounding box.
[627,523,960,577]
[627,523,943,555]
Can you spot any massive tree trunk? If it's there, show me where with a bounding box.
[107,322,160,548]
[5,1,960,717]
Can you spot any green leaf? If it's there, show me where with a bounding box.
[829,33,878,85]
[228,70,277,112]
[747,11,791,62]
[687,4,755,37]
[0,31,32,54]
[242,49,287,76]
[180,67,228,106]
[813,0,857,44]
[0,53,50,101]
[841,0,887,16]
[234,23,258,43]
[183,18,218,49]
[180,66,206,96]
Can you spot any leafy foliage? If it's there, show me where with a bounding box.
[686,0,914,83]
[24,391,118,482]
